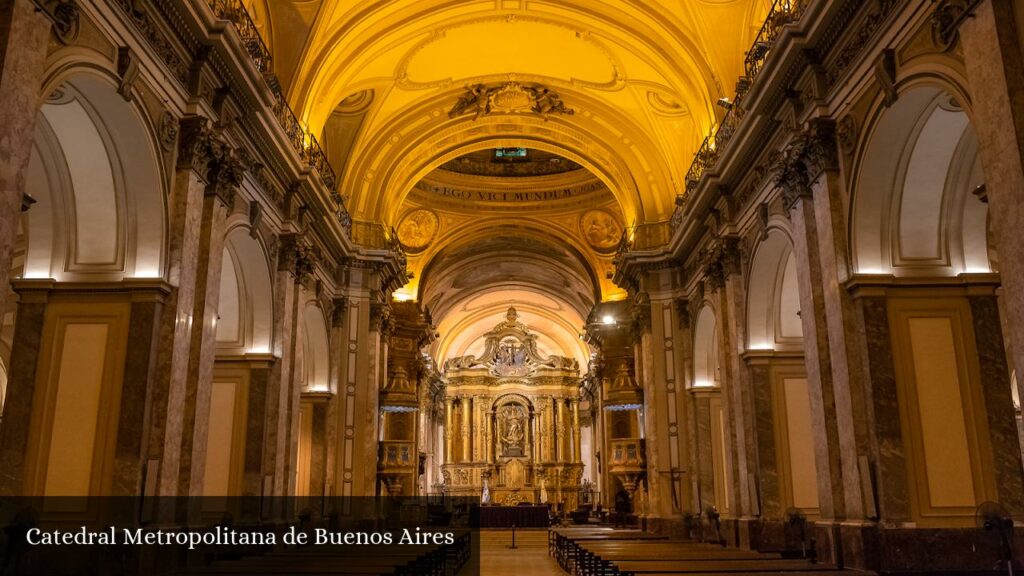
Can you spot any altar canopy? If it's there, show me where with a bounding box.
[440,307,584,510]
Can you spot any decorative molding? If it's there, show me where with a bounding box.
[674,297,691,330]
[448,81,574,120]
[116,47,140,101]
[873,49,898,107]
[630,292,652,342]
[32,0,79,44]
[113,0,189,84]
[370,300,393,333]
[700,236,742,292]
[248,201,263,238]
[771,122,838,213]
[158,111,179,152]
[331,297,349,328]
[931,0,982,51]
[826,0,902,85]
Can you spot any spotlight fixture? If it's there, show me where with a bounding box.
[716,97,733,110]
[602,315,616,325]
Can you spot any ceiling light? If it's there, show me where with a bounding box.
[602,315,615,325]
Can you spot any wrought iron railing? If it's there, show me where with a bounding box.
[675,0,809,220]
[205,0,340,201]
[207,0,272,74]
[684,135,717,197]
[744,0,810,79]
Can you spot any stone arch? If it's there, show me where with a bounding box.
[217,226,274,355]
[300,302,331,391]
[693,304,719,388]
[850,84,987,277]
[22,72,166,281]
[745,227,802,352]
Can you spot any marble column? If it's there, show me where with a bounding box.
[690,388,718,514]
[745,356,779,519]
[0,282,50,495]
[178,159,242,504]
[786,194,847,522]
[148,118,226,503]
[712,253,757,520]
[960,0,1024,414]
[846,290,907,523]
[308,397,330,514]
[113,283,172,496]
[264,236,304,514]
[967,293,1024,515]
[239,354,274,522]
[0,0,50,319]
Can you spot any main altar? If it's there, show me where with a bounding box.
[440,307,585,512]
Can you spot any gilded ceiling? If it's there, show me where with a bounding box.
[253,0,771,360]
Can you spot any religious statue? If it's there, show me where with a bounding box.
[499,404,527,457]
[448,82,574,121]
[447,83,489,119]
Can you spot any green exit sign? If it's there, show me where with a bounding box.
[495,147,527,158]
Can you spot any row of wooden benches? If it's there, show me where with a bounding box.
[175,531,472,575]
[549,527,860,576]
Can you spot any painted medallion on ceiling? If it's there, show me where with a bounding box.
[397,209,439,251]
[580,209,622,251]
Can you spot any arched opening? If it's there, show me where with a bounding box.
[851,84,1014,527]
[12,72,167,498]
[23,74,166,281]
[852,86,987,277]
[746,228,818,517]
[693,305,719,388]
[300,303,331,392]
[216,228,274,354]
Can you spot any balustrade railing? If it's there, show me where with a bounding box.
[675,0,810,221]
[205,0,341,211]
[744,0,810,79]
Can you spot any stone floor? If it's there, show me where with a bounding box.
[472,529,562,575]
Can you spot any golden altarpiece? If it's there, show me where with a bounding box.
[439,308,585,510]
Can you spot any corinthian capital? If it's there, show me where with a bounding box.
[700,236,742,292]
[206,150,247,207]
[772,122,838,212]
